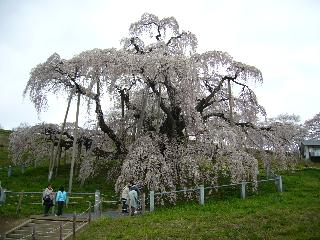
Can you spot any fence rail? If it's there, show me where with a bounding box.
[149,176,283,212]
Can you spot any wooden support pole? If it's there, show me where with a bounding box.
[49,90,73,181]
[68,92,80,194]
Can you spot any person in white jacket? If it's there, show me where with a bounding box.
[128,181,140,215]
[42,184,54,216]
[121,184,129,213]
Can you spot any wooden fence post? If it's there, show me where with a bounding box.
[88,202,92,223]
[199,185,204,205]
[16,191,24,215]
[32,225,36,240]
[149,191,154,212]
[241,181,246,199]
[73,212,76,238]
[59,222,63,240]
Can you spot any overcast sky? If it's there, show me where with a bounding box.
[0,0,319,130]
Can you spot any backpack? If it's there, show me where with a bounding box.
[43,194,51,202]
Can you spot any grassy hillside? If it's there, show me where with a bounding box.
[0,164,118,218]
[76,168,320,240]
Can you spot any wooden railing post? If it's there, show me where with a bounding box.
[149,191,154,212]
[32,225,36,240]
[88,202,92,223]
[16,191,24,215]
[59,222,63,240]
[73,212,76,238]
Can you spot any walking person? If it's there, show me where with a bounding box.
[42,184,54,216]
[121,184,130,213]
[128,181,140,215]
[55,186,67,216]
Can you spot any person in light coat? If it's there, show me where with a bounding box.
[42,184,54,216]
[121,184,130,213]
[55,186,67,216]
[128,181,140,215]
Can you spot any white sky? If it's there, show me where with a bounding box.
[0,0,319,130]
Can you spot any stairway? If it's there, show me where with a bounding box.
[4,216,88,240]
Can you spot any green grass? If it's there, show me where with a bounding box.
[0,129,118,218]
[0,164,118,218]
[76,168,320,240]
[1,129,320,238]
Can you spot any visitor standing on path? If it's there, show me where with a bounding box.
[128,181,140,215]
[42,184,54,216]
[55,186,67,216]
[121,184,130,213]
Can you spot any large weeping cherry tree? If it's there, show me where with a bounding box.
[23,13,305,201]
